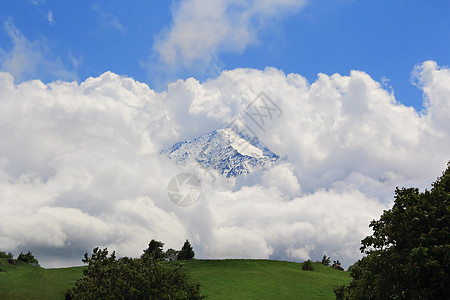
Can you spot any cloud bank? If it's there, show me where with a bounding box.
[0,61,448,268]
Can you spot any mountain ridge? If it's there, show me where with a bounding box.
[162,128,278,177]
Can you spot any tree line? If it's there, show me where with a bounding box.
[0,250,39,267]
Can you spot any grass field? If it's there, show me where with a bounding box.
[0,258,84,299]
[0,258,350,299]
[181,260,350,299]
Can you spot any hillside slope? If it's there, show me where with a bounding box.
[0,258,84,299]
[0,258,349,299]
[181,260,350,299]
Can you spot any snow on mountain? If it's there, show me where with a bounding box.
[162,128,278,177]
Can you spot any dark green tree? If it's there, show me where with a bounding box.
[321,255,331,266]
[17,251,39,265]
[302,259,314,271]
[0,251,13,259]
[66,246,204,299]
[141,239,165,261]
[336,163,450,299]
[165,248,179,261]
[177,240,195,260]
[332,260,344,271]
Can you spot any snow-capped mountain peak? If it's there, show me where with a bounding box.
[162,128,278,177]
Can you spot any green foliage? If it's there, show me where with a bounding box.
[165,248,179,261]
[141,239,165,261]
[337,163,450,299]
[177,239,195,260]
[302,259,314,271]
[321,255,331,266]
[17,251,39,265]
[0,251,13,259]
[331,260,344,271]
[65,247,204,299]
[333,284,346,299]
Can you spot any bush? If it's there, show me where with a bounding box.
[302,259,313,271]
[321,255,331,266]
[0,251,13,259]
[17,251,39,265]
[8,258,16,265]
[332,260,344,271]
[334,285,346,299]
[165,248,179,261]
[66,247,205,299]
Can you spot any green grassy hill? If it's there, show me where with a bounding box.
[0,258,350,299]
[0,258,84,299]
[181,260,350,299]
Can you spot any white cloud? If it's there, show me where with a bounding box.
[0,20,77,82]
[47,11,54,25]
[0,61,448,268]
[91,5,126,35]
[31,0,45,5]
[154,0,307,71]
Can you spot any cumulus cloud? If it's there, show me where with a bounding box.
[154,0,307,71]
[0,61,448,268]
[0,20,77,83]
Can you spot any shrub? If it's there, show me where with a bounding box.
[17,251,39,265]
[66,247,205,299]
[321,255,331,266]
[332,260,344,271]
[0,251,13,259]
[302,259,314,271]
[165,248,179,261]
[334,285,346,299]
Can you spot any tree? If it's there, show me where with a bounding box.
[331,260,344,271]
[177,240,195,260]
[321,255,331,266]
[141,239,165,261]
[165,248,179,261]
[66,246,204,299]
[0,251,13,259]
[302,259,314,271]
[17,251,39,265]
[336,163,450,299]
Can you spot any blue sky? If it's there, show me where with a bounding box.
[1,0,449,110]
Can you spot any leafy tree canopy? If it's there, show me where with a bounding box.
[0,251,13,259]
[321,255,331,266]
[337,163,450,299]
[17,251,39,265]
[141,239,165,261]
[177,240,195,260]
[165,248,179,261]
[66,243,204,299]
[302,259,314,271]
